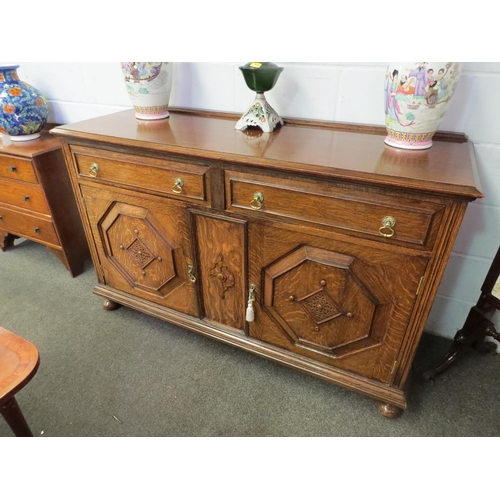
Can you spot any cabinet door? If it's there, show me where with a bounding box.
[193,213,247,332]
[81,184,199,316]
[249,223,428,384]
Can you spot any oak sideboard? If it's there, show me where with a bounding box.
[52,109,483,418]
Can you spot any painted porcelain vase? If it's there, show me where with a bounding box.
[121,62,173,120]
[0,64,49,141]
[384,62,461,149]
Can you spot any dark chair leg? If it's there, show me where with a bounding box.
[0,397,34,437]
[422,301,499,382]
[421,330,467,381]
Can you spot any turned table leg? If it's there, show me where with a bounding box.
[0,397,34,437]
[376,401,403,419]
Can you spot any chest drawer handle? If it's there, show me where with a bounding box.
[172,178,184,194]
[250,192,264,210]
[8,166,17,172]
[379,216,396,238]
[22,196,30,202]
[89,163,99,177]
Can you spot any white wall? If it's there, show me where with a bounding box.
[10,62,500,341]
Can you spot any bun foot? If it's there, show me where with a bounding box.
[103,299,121,311]
[376,402,403,419]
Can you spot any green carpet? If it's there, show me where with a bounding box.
[1,238,499,436]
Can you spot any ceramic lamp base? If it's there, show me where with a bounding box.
[235,93,283,133]
[10,133,41,142]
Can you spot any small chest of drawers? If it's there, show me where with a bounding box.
[0,132,89,276]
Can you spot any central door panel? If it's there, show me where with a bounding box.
[193,212,247,331]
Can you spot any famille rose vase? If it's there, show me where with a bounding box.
[384,62,462,149]
[121,62,173,120]
[0,64,49,141]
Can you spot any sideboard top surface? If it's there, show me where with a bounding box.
[52,109,483,200]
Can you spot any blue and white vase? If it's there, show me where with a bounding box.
[0,64,49,141]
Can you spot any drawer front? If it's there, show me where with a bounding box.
[0,155,38,183]
[72,147,209,204]
[0,178,50,214]
[226,171,445,248]
[0,204,59,246]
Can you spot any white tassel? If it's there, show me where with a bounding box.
[246,284,256,322]
[246,300,255,322]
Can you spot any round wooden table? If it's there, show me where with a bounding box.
[0,327,40,437]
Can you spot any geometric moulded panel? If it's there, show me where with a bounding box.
[263,245,391,359]
[99,202,182,297]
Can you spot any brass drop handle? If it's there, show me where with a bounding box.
[33,227,40,233]
[8,166,17,172]
[379,216,396,238]
[0,215,3,220]
[250,192,264,210]
[22,195,29,202]
[172,178,184,194]
[188,264,196,283]
[89,162,99,177]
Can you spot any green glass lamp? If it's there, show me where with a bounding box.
[235,62,284,133]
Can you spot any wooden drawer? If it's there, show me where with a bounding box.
[72,147,209,204]
[0,155,38,183]
[0,203,59,246]
[226,171,446,248]
[0,178,50,215]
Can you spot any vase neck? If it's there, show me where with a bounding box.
[0,65,20,84]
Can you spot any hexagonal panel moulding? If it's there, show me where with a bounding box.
[99,202,183,297]
[263,245,392,358]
